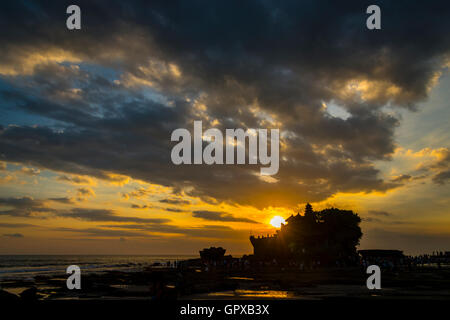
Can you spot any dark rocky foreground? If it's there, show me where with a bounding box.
[1,264,450,302]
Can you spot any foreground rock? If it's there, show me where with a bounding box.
[20,287,39,302]
[0,289,20,303]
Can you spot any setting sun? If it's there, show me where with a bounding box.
[270,216,285,228]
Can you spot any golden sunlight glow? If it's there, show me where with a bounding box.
[270,216,285,228]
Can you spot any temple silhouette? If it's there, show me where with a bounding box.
[250,204,363,266]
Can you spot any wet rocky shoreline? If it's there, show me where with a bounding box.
[1,264,450,302]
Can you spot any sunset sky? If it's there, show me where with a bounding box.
[0,1,449,255]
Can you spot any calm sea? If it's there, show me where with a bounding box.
[0,255,197,279]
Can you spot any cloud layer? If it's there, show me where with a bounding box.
[0,1,449,210]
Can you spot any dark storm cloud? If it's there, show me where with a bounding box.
[52,227,148,238]
[0,1,449,208]
[130,203,186,213]
[391,174,412,183]
[48,197,74,204]
[433,170,450,185]
[0,197,172,225]
[3,233,24,238]
[0,194,233,238]
[0,196,55,217]
[368,210,391,217]
[48,215,248,239]
[164,208,185,213]
[57,175,92,184]
[159,198,191,205]
[0,222,35,228]
[100,223,249,240]
[0,197,44,208]
[364,211,412,226]
[192,210,259,224]
[131,204,149,209]
[57,208,170,224]
[362,217,382,223]
[362,218,411,225]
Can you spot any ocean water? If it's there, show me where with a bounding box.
[0,255,197,279]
